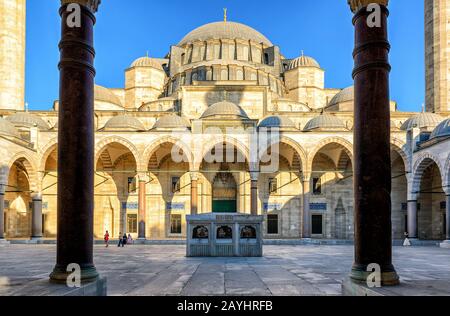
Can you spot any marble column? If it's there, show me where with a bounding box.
[50,0,100,284]
[250,172,258,216]
[302,177,311,238]
[31,195,43,239]
[0,188,4,240]
[407,200,418,239]
[446,195,450,240]
[348,0,399,285]
[138,179,146,239]
[190,172,199,215]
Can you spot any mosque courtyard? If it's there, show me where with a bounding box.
[1,244,449,296]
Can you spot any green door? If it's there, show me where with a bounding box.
[213,200,237,213]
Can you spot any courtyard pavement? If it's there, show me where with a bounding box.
[0,244,449,296]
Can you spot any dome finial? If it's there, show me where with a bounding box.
[25,102,29,112]
[223,8,227,23]
[223,90,228,101]
[146,51,149,58]
[301,50,304,57]
[422,103,425,113]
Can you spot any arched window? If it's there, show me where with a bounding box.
[236,69,244,81]
[221,69,228,80]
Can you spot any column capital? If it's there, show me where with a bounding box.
[250,172,259,182]
[190,171,200,181]
[138,173,151,183]
[61,0,101,13]
[348,0,388,13]
[301,172,311,182]
[31,193,43,201]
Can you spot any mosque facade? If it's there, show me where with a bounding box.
[0,0,449,243]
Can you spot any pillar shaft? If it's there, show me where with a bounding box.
[50,3,98,283]
[351,4,399,285]
[191,179,198,215]
[446,195,450,240]
[0,193,4,239]
[302,180,311,238]
[138,180,146,239]
[31,197,43,239]
[407,200,418,239]
[251,179,258,215]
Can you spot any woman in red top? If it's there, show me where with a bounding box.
[104,231,110,248]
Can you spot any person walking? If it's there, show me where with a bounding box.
[118,232,123,247]
[104,230,110,248]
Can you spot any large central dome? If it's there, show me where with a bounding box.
[179,21,273,46]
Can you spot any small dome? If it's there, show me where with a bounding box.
[95,85,123,108]
[430,119,450,139]
[304,114,347,131]
[328,86,354,107]
[103,115,145,131]
[0,117,20,138]
[259,116,297,129]
[400,112,444,131]
[130,57,164,71]
[286,55,320,70]
[153,114,190,130]
[6,112,50,130]
[179,21,273,47]
[201,101,249,119]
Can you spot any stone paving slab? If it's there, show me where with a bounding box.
[0,244,449,296]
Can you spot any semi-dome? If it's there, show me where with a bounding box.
[430,119,450,139]
[328,86,354,107]
[130,56,164,71]
[286,55,320,70]
[6,112,50,130]
[95,85,123,108]
[179,21,273,46]
[153,114,191,130]
[0,117,20,138]
[304,114,347,131]
[259,115,297,129]
[201,101,249,119]
[103,115,145,131]
[400,112,444,131]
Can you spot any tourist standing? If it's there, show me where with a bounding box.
[104,231,110,248]
[122,233,128,247]
[118,232,123,247]
[127,233,133,245]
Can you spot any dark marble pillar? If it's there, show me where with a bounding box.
[250,172,258,216]
[31,195,43,239]
[50,1,99,283]
[302,177,311,238]
[190,172,199,215]
[0,191,4,239]
[138,180,146,239]
[407,200,418,238]
[350,2,399,285]
[446,195,450,240]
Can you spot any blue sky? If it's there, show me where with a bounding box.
[25,0,424,112]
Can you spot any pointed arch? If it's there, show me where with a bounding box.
[5,152,38,194]
[307,137,354,173]
[258,136,307,173]
[195,136,250,171]
[95,136,143,171]
[143,135,194,170]
[411,153,445,200]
